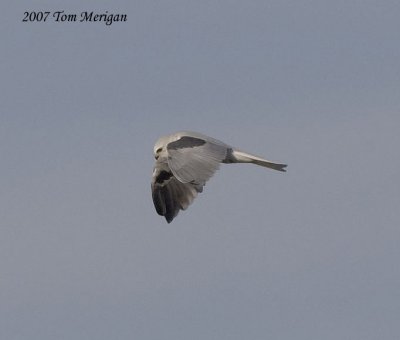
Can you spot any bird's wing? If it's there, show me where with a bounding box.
[151,168,203,223]
[166,136,229,185]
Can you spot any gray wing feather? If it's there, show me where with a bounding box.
[167,136,228,185]
[152,176,202,223]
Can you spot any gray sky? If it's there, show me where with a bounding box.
[1,1,400,339]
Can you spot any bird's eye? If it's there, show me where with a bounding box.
[156,147,162,153]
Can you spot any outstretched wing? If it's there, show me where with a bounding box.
[151,169,203,223]
[167,136,229,185]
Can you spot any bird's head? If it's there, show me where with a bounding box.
[153,138,167,160]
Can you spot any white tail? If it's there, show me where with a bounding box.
[232,150,287,172]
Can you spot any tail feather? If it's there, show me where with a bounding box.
[231,150,287,172]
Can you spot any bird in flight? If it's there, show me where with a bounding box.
[151,131,287,223]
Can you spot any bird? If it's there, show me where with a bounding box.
[151,131,287,223]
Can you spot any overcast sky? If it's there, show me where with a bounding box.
[1,1,400,339]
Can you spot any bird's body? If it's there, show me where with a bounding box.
[151,131,287,223]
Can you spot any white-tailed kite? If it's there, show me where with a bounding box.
[151,131,287,223]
